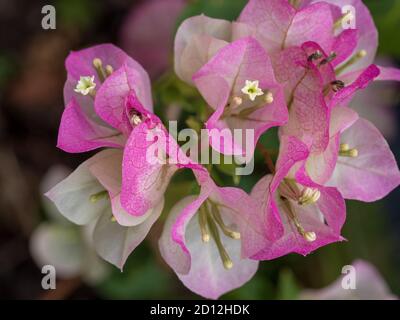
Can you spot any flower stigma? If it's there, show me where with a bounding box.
[241,80,264,101]
[74,76,96,96]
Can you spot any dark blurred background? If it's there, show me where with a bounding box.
[0,0,399,299]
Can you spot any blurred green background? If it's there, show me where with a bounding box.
[0,0,399,299]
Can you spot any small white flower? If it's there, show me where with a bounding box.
[74,76,96,96]
[241,80,264,101]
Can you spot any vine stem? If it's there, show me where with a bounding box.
[256,143,276,174]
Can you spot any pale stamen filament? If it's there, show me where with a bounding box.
[93,58,106,83]
[210,202,241,240]
[206,207,234,270]
[223,90,274,120]
[335,50,367,75]
[278,179,300,202]
[198,205,210,242]
[334,11,354,30]
[282,198,317,242]
[89,190,108,203]
[198,201,241,270]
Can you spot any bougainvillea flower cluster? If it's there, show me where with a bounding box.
[47,0,400,299]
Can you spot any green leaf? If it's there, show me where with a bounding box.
[365,0,400,58]
[177,0,247,27]
[0,54,15,89]
[55,0,99,30]
[96,245,172,299]
[276,268,300,300]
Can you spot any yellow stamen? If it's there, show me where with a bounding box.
[340,143,358,157]
[335,50,367,75]
[340,148,358,157]
[89,190,108,203]
[282,199,317,242]
[105,65,114,76]
[93,58,106,82]
[304,231,317,242]
[210,202,241,240]
[334,11,354,30]
[199,205,210,243]
[231,96,243,109]
[206,210,234,270]
[298,187,321,206]
[263,91,274,104]
[340,143,350,152]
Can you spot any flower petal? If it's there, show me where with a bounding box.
[305,106,359,184]
[193,37,288,156]
[57,99,125,153]
[30,223,83,278]
[251,173,345,260]
[87,149,158,227]
[169,181,213,274]
[159,196,258,299]
[159,196,199,275]
[320,0,378,73]
[120,122,178,216]
[93,198,163,270]
[45,150,114,225]
[65,43,131,84]
[174,15,231,83]
[330,29,358,67]
[238,0,335,53]
[94,62,153,134]
[280,62,329,152]
[330,64,380,108]
[376,66,400,82]
[266,136,310,240]
[328,118,400,201]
